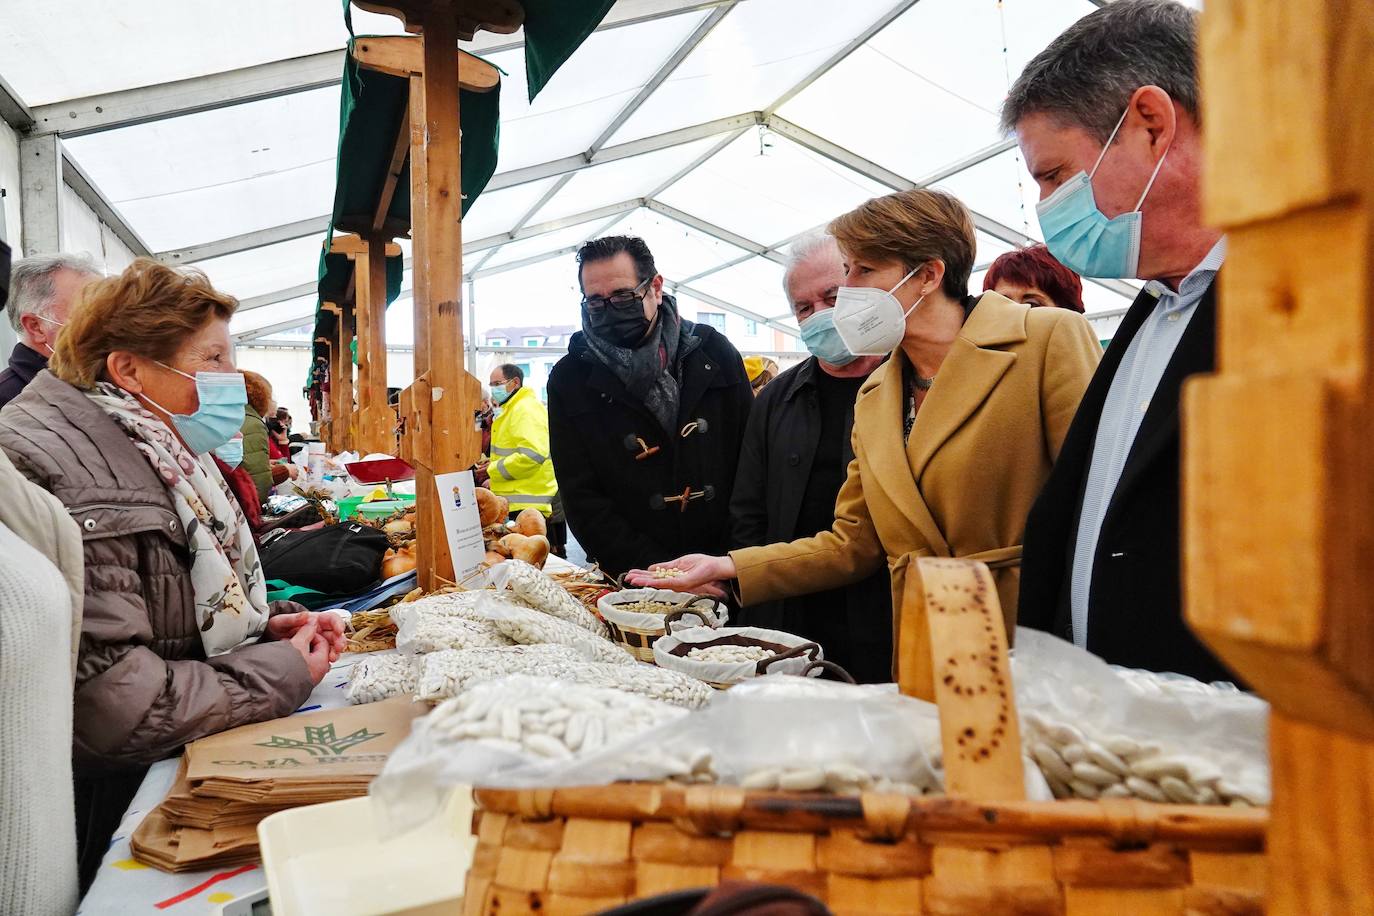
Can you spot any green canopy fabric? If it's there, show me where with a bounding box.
[310,245,404,364]
[310,1,614,378]
[341,0,614,101]
[520,0,617,100]
[331,39,500,235]
[309,34,501,366]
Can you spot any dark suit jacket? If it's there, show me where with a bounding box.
[547,318,754,578]
[0,343,46,410]
[1018,279,1237,683]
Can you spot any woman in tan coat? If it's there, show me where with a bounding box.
[628,190,1101,674]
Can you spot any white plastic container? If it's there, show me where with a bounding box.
[258,788,474,915]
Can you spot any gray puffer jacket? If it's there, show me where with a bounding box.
[0,370,316,771]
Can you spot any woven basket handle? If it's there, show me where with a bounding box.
[899,557,1025,802]
[663,607,716,632]
[755,641,822,674]
[684,594,725,620]
[800,659,856,683]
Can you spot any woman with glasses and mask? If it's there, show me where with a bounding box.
[546,236,753,579]
[628,190,1101,679]
[0,258,346,889]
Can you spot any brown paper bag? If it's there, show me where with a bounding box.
[185,697,425,804]
[160,758,294,830]
[130,808,261,872]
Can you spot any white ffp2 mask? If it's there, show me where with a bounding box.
[832,265,925,356]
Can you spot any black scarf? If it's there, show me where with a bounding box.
[581,293,700,434]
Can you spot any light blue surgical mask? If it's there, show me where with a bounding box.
[1035,106,1171,279]
[798,308,857,367]
[214,434,244,469]
[139,363,248,455]
[34,314,65,357]
[490,384,512,406]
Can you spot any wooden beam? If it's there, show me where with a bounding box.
[1186,0,1374,908]
[405,66,446,587]
[374,108,412,234]
[332,304,355,454]
[328,233,401,258]
[352,37,501,91]
[351,0,523,40]
[353,236,391,455]
[417,10,485,587]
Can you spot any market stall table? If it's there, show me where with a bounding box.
[78,556,585,915]
[77,653,371,915]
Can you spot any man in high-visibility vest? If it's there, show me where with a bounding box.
[483,363,565,554]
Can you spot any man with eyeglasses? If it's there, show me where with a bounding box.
[547,236,753,578]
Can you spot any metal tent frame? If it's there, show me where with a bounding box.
[3,0,1139,348]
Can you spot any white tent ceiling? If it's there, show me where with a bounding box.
[2,0,1143,352]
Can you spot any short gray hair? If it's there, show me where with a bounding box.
[781,230,840,298]
[7,252,101,333]
[1000,0,1200,142]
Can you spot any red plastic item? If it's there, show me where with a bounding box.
[344,457,416,485]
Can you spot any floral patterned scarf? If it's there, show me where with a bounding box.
[87,382,270,656]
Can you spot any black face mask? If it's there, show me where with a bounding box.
[586,300,652,348]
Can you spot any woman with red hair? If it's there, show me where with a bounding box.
[983,244,1085,313]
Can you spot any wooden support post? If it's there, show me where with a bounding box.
[406,66,450,588]
[417,10,484,587]
[331,302,355,454]
[331,233,400,456]
[350,4,510,589]
[1187,0,1374,909]
[355,236,390,455]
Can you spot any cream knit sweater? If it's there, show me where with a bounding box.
[0,520,78,914]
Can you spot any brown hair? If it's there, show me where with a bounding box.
[49,257,237,389]
[829,189,976,300]
[242,369,273,416]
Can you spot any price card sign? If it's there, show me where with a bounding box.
[434,469,487,584]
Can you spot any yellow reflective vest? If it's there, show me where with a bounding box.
[489,385,558,515]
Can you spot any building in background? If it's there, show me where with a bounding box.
[686,307,808,375]
[480,325,576,403]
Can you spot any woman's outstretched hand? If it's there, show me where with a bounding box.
[625,554,737,598]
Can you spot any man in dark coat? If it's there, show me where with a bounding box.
[1004,0,1234,683]
[730,231,892,683]
[548,236,753,578]
[0,253,99,409]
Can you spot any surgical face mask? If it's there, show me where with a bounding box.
[1035,105,1171,279]
[138,362,248,455]
[33,314,65,356]
[214,434,244,469]
[831,265,925,357]
[490,383,512,405]
[797,308,857,367]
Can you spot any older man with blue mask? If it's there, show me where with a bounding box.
[1006,0,1232,683]
[727,230,892,682]
[0,253,100,409]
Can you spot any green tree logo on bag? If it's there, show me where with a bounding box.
[255,723,383,757]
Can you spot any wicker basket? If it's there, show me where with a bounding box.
[463,558,1269,915]
[599,592,724,664]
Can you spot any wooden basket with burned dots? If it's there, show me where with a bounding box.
[463,559,1267,916]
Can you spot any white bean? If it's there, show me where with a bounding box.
[1125,776,1169,803]
[687,645,771,664]
[500,560,609,637]
[345,654,419,705]
[425,675,685,763]
[1071,761,1120,788]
